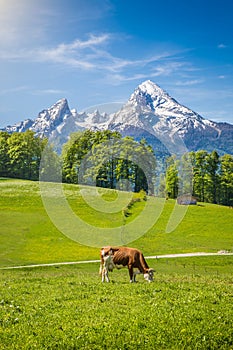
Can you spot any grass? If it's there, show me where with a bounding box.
[0,258,232,350]
[136,201,233,254]
[0,178,233,267]
[0,178,232,349]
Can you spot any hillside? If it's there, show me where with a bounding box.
[0,178,232,267]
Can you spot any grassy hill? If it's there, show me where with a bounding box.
[1,178,233,349]
[0,178,232,267]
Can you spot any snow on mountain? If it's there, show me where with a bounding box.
[1,80,233,155]
[109,80,212,135]
[3,119,34,133]
[1,98,109,151]
[31,98,71,137]
[2,98,72,138]
[107,80,232,155]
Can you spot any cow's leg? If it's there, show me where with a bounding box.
[99,263,103,276]
[100,263,105,282]
[102,267,110,282]
[105,267,110,282]
[100,263,106,282]
[133,270,141,282]
[133,271,138,282]
[101,267,105,282]
[133,272,136,282]
[128,265,134,283]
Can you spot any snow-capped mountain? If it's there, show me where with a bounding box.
[1,80,233,155]
[2,98,110,150]
[107,80,233,155]
[3,98,71,137]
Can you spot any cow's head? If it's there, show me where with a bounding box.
[101,246,113,257]
[143,268,154,282]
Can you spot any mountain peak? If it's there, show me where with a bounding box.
[129,80,171,111]
[48,98,69,112]
[138,80,166,96]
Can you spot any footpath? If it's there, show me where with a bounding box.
[1,251,233,270]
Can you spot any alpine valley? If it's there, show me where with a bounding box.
[2,80,233,156]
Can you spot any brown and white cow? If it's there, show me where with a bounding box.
[99,246,154,283]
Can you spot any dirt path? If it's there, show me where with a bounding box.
[146,251,233,259]
[1,251,232,270]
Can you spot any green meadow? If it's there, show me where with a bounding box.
[0,178,232,267]
[0,178,233,349]
[0,258,233,350]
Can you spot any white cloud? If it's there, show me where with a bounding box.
[0,20,202,91]
[32,89,67,95]
[105,73,151,84]
[0,34,111,69]
[0,0,54,47]
[0,32,189,80]
[175,79,204,86]
[105,60,193,85]
[0,85,28,95]
[218,44,227,49]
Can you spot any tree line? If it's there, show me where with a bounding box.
[0,130,232,206]
[0,130,47,180]
[61,129,156,193]
[163,150,233,206]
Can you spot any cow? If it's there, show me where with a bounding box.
[99,246,154,283]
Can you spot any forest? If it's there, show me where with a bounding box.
[0,130,232,206]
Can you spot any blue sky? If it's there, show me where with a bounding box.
[0,0,233,127]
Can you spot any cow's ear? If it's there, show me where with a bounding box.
[110,247,116,255]
[111,247,119,253]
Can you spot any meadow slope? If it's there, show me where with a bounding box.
[0,179,233,349]
[0,178,232,267]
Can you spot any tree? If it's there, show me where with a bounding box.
[0,132,10,177]
[39,141,61,182]
[157,173,166,197]
[191,150,208,202]
[7,131,46,180]
[134,139,155,194]
[165,156,179,198]
[63,131,156,193]
[96,137,156,193]
[62,130,121,184]
[85,138,119,189]
[114,137,137,192]
[219,154,233,206]
[205,151,220,204]
[179,153,193,196]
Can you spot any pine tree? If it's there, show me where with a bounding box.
[0,132,10,177]
[219,154,233,206]
[205,151,220,203]
[165,156,179,199]
[192,150,208,202]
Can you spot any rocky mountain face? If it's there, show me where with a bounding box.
[107,80,233,156]
[1,80,233,155]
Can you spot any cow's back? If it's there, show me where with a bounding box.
[112,247,143,267]
[112,247,130,266]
